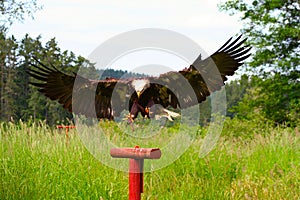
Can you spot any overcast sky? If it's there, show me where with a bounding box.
[9,0,243,75]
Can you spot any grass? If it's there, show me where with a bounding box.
[0,119,299,199]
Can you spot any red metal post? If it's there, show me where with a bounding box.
[110,146,161,200]
[129,158,143,200]
[56,125,76,145]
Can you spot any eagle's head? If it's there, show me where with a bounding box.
[131,79,150,98]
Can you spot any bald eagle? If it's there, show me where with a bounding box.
[28,35,251,123]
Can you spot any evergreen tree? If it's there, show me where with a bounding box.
[0,33,18,121]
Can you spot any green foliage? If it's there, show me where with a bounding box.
[1,120,299,199]
[0,0,42,31]
[229,73,300,126]
[98,68,147,80]
[219,0,300,126]
[0,32,93,124]
[219,0,300,75]
[0,33,18,121]
[225,74,251,118]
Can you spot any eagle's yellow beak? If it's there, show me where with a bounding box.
[137,91,141,98]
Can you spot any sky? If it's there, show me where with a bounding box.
[8,0,243,75]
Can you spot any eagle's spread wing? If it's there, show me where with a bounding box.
[28,59,129,119]
[28,61,75,112]
[28,35,251,119]
[138,35,251,109]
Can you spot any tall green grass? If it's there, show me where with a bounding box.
[1,119,299,199]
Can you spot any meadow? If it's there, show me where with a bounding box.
[1,118,299,199]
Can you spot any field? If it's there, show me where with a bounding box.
[1,119,299,199]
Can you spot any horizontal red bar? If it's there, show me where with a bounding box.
[110,147,161,159]
[56,125,76,129]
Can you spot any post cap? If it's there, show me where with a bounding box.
[110,147,161,159]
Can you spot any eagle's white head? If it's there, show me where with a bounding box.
[132,79,150,97]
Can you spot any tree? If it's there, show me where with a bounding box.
[225,74,251,118]
[230,73,300,126]
[0,33,19,121]
[219,0,300,75]
[21,36,82,124]
[0,1,101,124]
[219,0,300,126]
[0,0,41,120]
[0,0,42,31]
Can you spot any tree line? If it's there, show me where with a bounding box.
[0,33,85,124]
[0,32,149,124]
[0,0,299,127]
